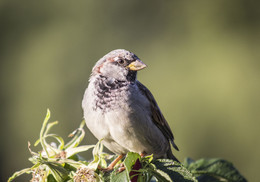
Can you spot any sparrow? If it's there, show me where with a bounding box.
[82,49,179,170]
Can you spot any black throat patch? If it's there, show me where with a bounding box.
[93,76,131,113]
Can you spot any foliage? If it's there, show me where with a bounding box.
[183,158,247,182]
[8,110,247,182]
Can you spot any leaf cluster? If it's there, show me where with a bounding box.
[8,110,247,182]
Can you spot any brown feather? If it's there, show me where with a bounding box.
[136,81,179,151]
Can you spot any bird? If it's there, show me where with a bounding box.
[82,49,179,170]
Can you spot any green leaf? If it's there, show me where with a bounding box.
[44,161,70,182]
[124,152,140,174]
[47,174,57,182]
[68,153,88,162]
[44,121,59,136]
[88,140,104,170]
[92,139,104,156]
[27,141,37,156]
[88,154,101,170]
[61,159,85,169]
[79,119,86,129]
[66,145,95,158]
[110,170,129,182]
[8,168,32,182]
[154,159,198,182]
[144,154,154,163]
[148,168,172,182]
[64,128,85,150]
[183,158,247,182]
[35,121,63,149]
[39,109,51,157]
[45,133,65,150]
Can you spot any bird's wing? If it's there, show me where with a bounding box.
[136,81,179,151]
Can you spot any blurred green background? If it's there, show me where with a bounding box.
[0,0,259,181]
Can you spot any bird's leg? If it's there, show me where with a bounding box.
[101,152,146,172]
[102,154,124,172]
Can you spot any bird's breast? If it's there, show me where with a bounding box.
[91,76,133,113]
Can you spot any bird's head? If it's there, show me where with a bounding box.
[92,49,147,82]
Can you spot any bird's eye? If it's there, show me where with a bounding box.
[118,59,125,65]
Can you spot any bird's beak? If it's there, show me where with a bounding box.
[127,59,147,71]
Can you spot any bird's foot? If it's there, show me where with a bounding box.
[100,166,114,172]
[117,163,125,173]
